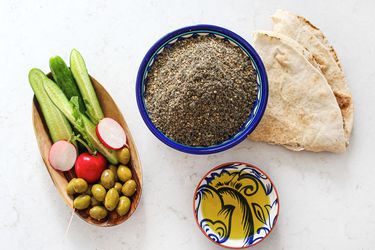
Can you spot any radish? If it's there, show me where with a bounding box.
[96,118,126,150]
[48,140,77,171]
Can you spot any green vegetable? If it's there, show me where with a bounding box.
[100,169,115,189]
[70,49,104,124]
[29,68,74,143]
[91,197,101,206]
[73,194,91,210]
[66,178,77,195]
[117,165,132,182]
[43,77,118,164]
[85,185,93,195]
[109,165,119,181]
[72,178,88,193]
[117,147,130,165]
[49,56,86,113]
[114,182,122,194]
[91,184,106,202]
[116,196,131,216]
[122,180,137,197]
[89,206,108,220]
[104,188,119,211]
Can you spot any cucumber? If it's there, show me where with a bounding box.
[43,77,118,165]
[49,56,86,113]
[70,49,104,124]
[29,68,74,144]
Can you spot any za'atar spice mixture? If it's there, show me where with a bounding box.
[144,35,258,147]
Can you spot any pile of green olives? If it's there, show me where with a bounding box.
[66,148,137,221]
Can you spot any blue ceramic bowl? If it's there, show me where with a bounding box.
[136,25,268,154]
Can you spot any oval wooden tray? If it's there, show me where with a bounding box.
[32,75,142,226]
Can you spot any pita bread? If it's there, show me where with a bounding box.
[272,9,353,143]
[249,31,346,153]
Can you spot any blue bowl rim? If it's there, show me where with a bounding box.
[136,24,268,154]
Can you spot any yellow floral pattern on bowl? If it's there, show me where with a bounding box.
[194,162,279,248]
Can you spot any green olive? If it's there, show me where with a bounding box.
[117,165,132,182]
[73,195,91,210]
[66,178,76,195]
[117,147,130,165]
[101,169,115,189]
[116,196,131,216]
[89,206,108,220]
[109,165,118,181]
[91,184,106,202]
[91,196,101,206]
[104,188,120,211]
[72,178,88,193]
[85,185,92,195]
[122,180,137,197]
[114,182,122,193]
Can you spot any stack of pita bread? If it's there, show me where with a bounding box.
[249,10,353,153]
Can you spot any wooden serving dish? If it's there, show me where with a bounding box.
[32,75,142,227]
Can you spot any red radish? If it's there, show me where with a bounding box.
[75,152,107,183]
[96,118,126,150]
[48,140,77,171]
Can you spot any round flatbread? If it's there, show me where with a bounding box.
[249,31,346,153]
[272,9,353,143]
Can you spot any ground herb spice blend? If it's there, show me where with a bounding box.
[144,35,258,147]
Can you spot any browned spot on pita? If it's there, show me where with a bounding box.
[263,33,281,41]
[328,47,342,69]
[335,93,351,111]
[313,55,328,73]
[297,15,319,30]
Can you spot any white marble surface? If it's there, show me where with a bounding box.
[1,0,375,249]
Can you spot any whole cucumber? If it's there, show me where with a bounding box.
[49,56,86,113]
[29,68,74,144]
[43,77,118,165]
[70,49,104,124]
